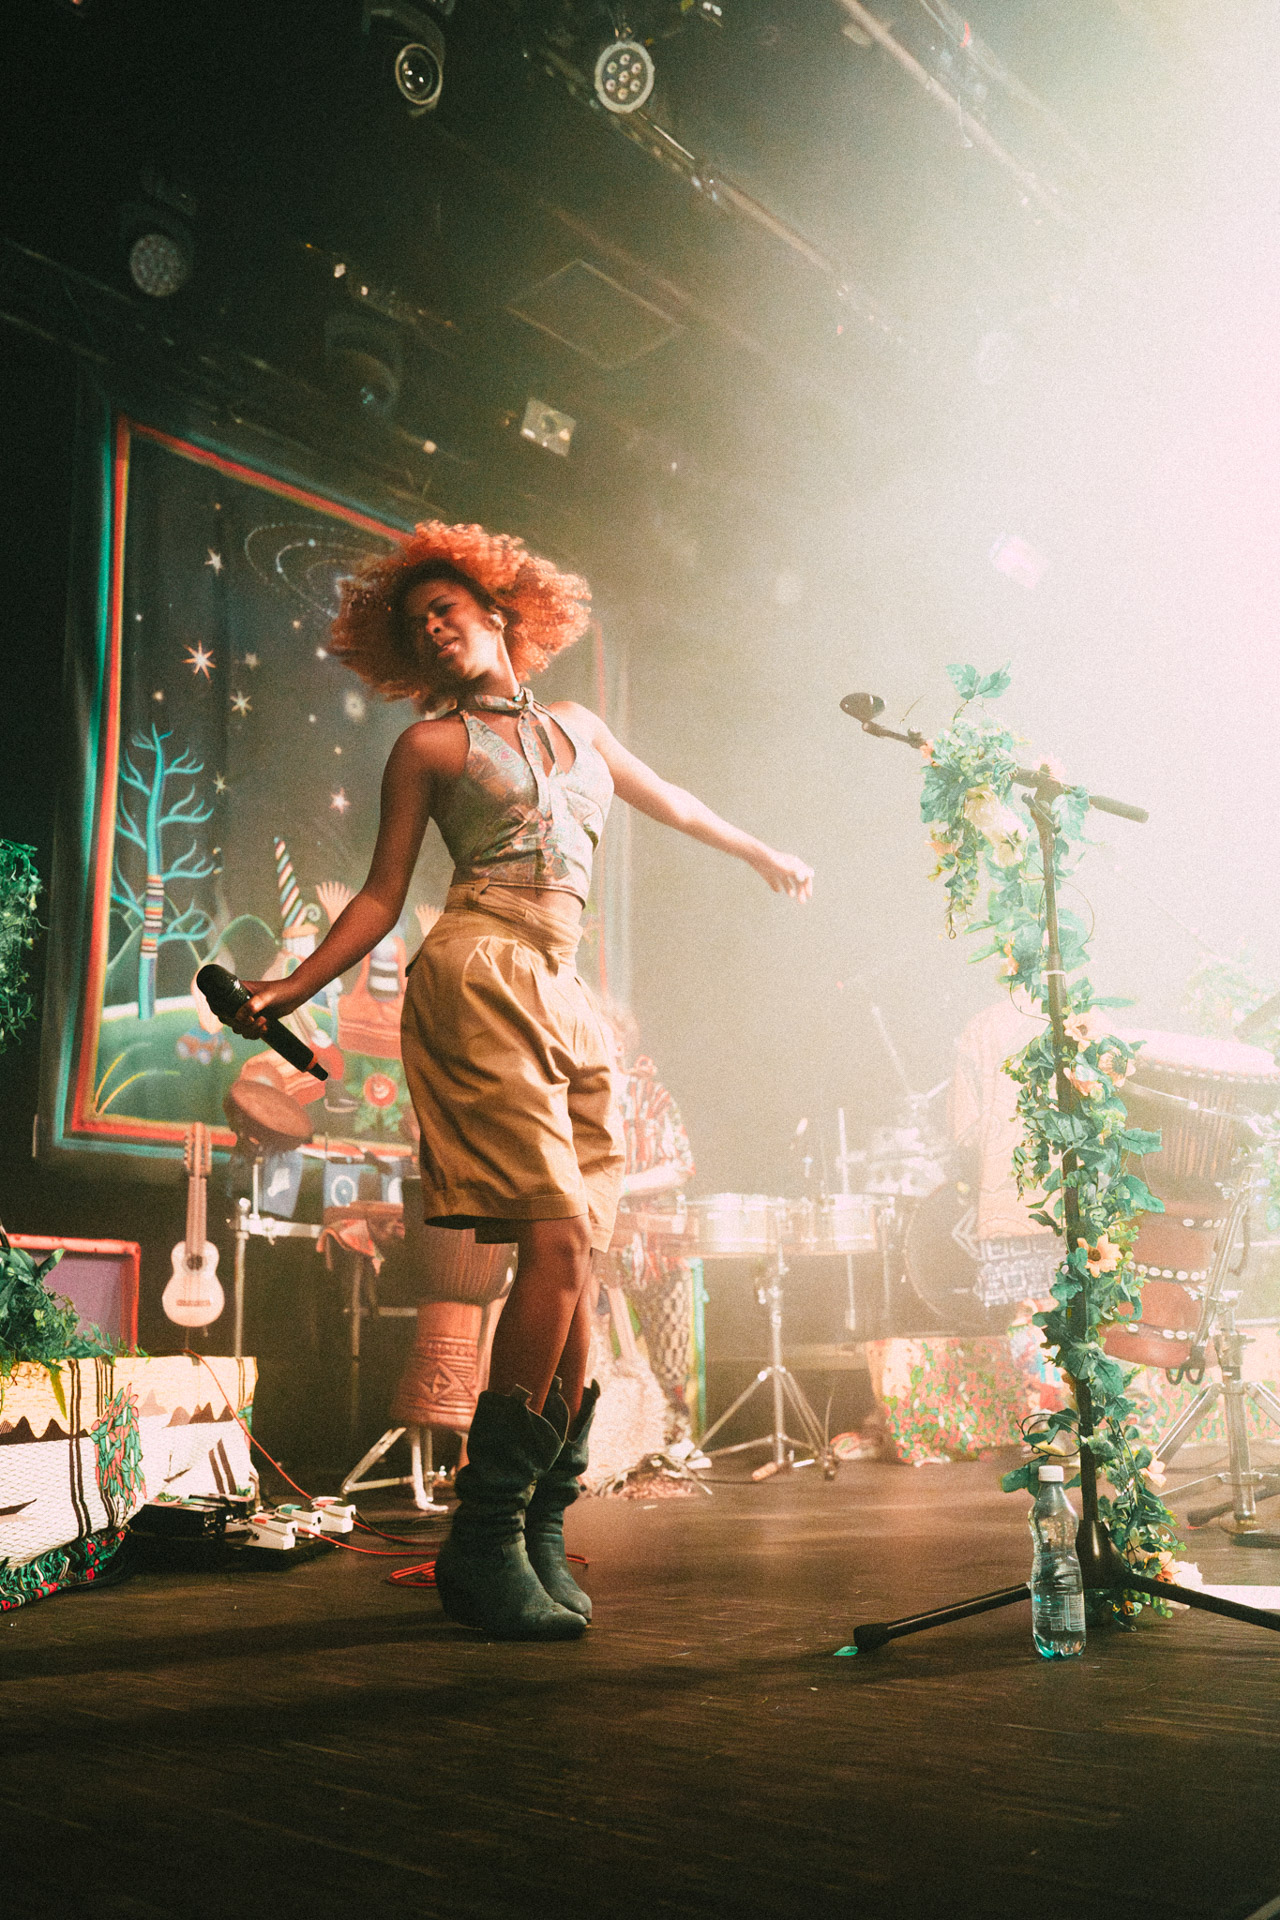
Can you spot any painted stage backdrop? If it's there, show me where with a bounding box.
[44,410,613,1170]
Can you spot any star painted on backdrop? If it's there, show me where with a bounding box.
[292,620,302,631]
[184,642,215,679]
[205,549,224,574]
[230,690,252,716]
[330,788,351,814]
[213,773,228,795]
[152,690,165,702]
[315,646,328,659]
[243,652,259,670]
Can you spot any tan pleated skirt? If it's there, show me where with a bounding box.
[400,880,624,1254]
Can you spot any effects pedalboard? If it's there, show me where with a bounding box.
[128,1493,356,1565]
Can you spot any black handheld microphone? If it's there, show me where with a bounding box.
[196,964,329,1082]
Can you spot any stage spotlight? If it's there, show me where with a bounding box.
[593,38,655,115]
[520,397,575,456]
[324,308,403,418]
[394,36,443,111]
[364,3,446,115]
[120,174,196,299]
[127,227,193,299]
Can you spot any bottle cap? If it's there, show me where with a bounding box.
[1036,1462,1064,1482]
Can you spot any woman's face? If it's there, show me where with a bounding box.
[401,576,510,694]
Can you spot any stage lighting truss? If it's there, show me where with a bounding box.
[593,38,655,115]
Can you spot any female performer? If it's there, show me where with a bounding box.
[231,521,812,1641]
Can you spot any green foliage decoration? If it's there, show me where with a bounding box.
[920,665,1180,1597]
[0,1231,117,1414]
[0,841,41,1053]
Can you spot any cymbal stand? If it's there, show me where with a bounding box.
[836,702,1280,1649]
[230,1171,321,1361]
[698,1239,837,1477]
[836,1106,858,1336]
[1156,1154,1280,1546]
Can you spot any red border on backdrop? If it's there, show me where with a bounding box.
[67,417,403,1153]
[8,1235,141,1347]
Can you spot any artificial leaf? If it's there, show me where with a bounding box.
[945,663,980,700]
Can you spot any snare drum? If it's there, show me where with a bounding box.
[790,1193,883,1257]
[684,1194,786,1258]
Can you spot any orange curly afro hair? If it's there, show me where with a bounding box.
[329,520,591,706]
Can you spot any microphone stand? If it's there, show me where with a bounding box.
[836,700,1280,1652]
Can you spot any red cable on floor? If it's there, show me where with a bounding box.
[180,1350,589,1576]
[180,1349,428,1554]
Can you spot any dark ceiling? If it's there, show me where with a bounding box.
[1,0,1229,581]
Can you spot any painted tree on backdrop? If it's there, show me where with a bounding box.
[920,664,1180,1605]
[111,725,216,1020]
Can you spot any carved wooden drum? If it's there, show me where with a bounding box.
[390,1181,514,1432]
[1103,1032,1280,1369]
[1123,1030,1280,1204]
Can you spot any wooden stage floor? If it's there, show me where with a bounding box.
[3,1459,1279,1920]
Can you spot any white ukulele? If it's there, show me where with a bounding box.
[162,1123,225,1327]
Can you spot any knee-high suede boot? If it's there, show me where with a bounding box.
[434,1387,586,1641]
[524,1380,600,1621]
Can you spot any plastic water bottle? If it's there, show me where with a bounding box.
[1028,1463,1086,1659]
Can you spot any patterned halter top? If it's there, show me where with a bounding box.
[432,687,613,900]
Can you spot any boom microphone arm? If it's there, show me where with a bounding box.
[839,691,1149,823]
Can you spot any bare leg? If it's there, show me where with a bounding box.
[487,1216,594,1416]
[552,1274,599,1419]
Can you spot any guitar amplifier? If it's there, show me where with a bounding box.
[8,1235,140,1346]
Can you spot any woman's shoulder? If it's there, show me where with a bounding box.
[386,712,468,776]
[394,712,466,750]
[543,699,604,742]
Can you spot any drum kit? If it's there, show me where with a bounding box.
[635,1188,890,1478]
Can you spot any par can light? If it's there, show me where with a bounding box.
[127,227,193,299]
[394,38,443,111]
[594,38,655,115]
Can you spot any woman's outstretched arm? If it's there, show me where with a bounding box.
[561,704,813,900]
[229,725,438,1037]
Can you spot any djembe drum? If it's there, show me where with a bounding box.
[1106,1031,1280,1367]
[389,1178,514,1432]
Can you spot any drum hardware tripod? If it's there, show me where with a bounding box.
[341,1424,450,1515]
[1153,1151,1280,1547]
[698,1238,839,1478]
[836,698,1280,1649]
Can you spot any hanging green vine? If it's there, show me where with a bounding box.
[0,841,41,1054]
[920,664,1180,1593]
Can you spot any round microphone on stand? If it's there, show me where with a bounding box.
[840,692,885,722]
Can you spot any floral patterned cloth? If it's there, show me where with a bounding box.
[866,1328,1061,1464]
[866,1325,1280,1467]
[605,1059,703,1443]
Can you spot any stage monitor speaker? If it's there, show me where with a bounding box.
[8,1235,141,1347]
